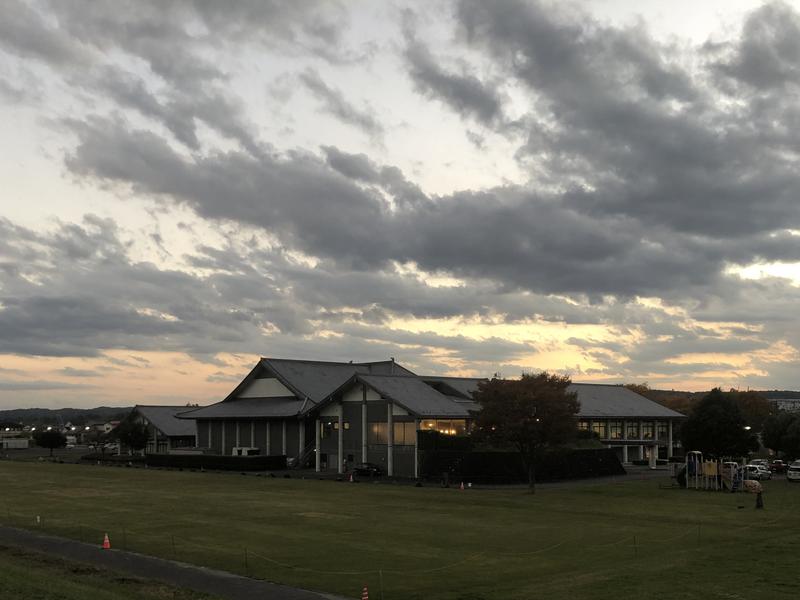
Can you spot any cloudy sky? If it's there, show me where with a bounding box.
[3,0,800,408]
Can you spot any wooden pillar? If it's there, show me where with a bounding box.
[668,420,674,458]
[414,418,420,479]
[265,421,271,456]
[315,418,321,472]
[361,387,368,463]
[337,407,344,474]
[387,401,394,477]
[298,419,305,459]
[281,420,287,455]
[235,420,240,448]
[208,421,212,450]
[250,421,255,448]
[622,419,628,464]
[221,421,226,456]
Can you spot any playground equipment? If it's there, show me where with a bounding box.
[677,451,746,492]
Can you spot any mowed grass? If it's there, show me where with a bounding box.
[1,461,799,600]
[0,544,216,600]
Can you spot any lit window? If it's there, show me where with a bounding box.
[592,421,608,438]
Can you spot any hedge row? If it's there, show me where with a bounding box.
[144,453,287,471]
[419,448,625,484]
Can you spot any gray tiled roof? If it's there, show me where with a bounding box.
[133,406,198,437]
[569,384,685,419]
[359,375,473,417]
[263,358,415,404]
[179,397,305,419]
[421,376,485,399]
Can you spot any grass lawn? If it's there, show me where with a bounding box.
[1,460,798,600]
[0,544,216,600]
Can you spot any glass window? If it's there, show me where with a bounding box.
[368,422,388,444]
[642,422,654,439]
[626,422,639,439]
[578,420,590,431]
[418,419,466,436]
[657,421,668,440]
[321,421,334,439]
[393,422,417,445]
[608,421,623,440]
[592,421,608,439]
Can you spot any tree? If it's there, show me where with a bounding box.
[113,419,150,455]
[762,412,800,459]
[680,388,759,458]
[473,372,579,492]
[33,429,67,456]
[728,389,774,433]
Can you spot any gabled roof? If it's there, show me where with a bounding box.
[358,374,473,417]
[569,384,685,419]
[133,406,197,437]
[179,397,304,420]
[421,376,486,400]
[262,358,415,406]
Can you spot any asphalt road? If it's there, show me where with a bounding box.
[0,525,346,600]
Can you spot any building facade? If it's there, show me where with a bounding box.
[180,358,685,477]
[572,383,684,465]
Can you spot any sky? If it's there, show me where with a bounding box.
[3,0,800,408]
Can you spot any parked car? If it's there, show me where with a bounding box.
[787,462,800,482]
[351,462,383,477]
[750,458,770,469]
[744,465,772,481]
[770,459,788,473]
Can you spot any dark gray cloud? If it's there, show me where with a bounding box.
[402,11,505,125]
[299,69,384,138]
[711,2,800,90]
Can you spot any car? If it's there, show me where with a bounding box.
[744,465,772,481]
[750,458,770,469]
[351,462,382,477]
[787,463,800,482]
[770,459,788,473]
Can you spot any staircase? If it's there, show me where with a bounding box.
[292,444,316,469]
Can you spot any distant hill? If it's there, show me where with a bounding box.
[0,406,131,426]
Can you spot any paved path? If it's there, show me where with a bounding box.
[0,525,347,600]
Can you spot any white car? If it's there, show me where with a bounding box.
[788,462,800,482]
[744,465,772,480]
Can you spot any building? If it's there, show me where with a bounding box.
[129,405,198,453]
[769,398,800,412]
[572,383,685,465]
[180,358,685,476]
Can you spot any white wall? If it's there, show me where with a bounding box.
[238,378,293,398]
[342,385,381,402]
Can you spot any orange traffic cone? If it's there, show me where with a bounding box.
[102,533,111,550]
[361,585,369,600]
[460,481,465,491]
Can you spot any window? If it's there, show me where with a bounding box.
[578,420,590,431]
[592,421,608,439]
[627,422,639,439]
[642,422,654,440]
[368,422,388,444]
[420,419,466,435]
[393,422,417,446]
[608,421,623,440]
[656,421,668,440]
[320,421,334,439]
